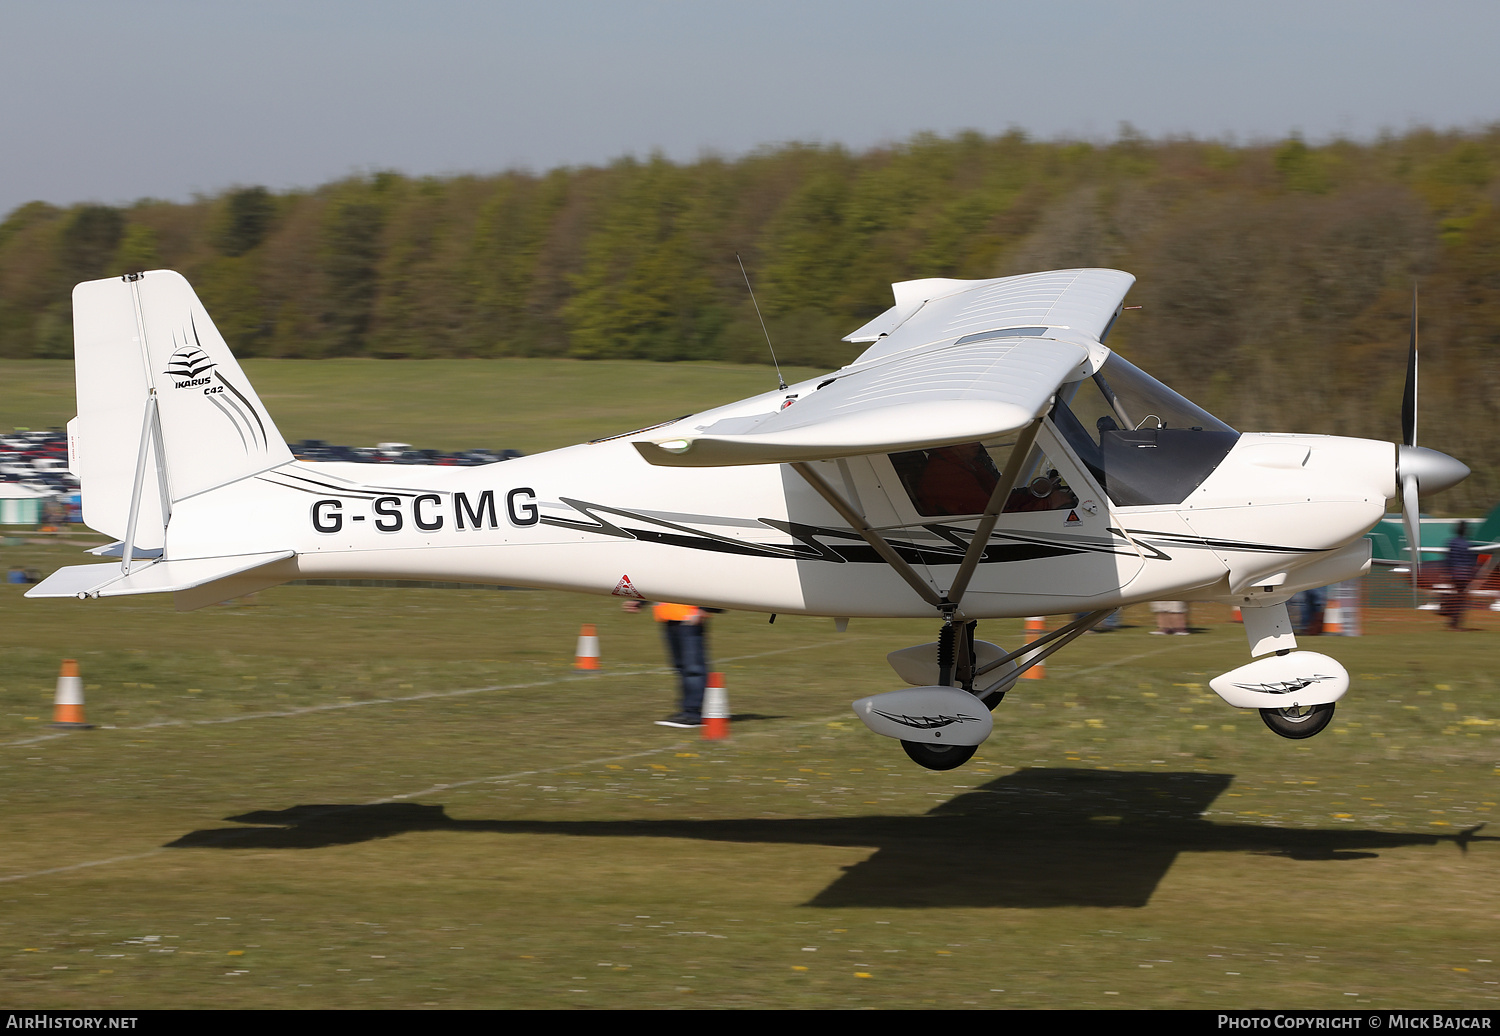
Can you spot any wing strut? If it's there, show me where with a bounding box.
[790,462,943,608]
[792,416,1046,616]
[943,417,1044,607]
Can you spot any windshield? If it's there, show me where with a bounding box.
[1052,354,1238,507]
[1075,354,1235,438]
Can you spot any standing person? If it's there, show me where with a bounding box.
[623,599,710,727]
[1444,521,1479,631]
[1150,600,1188,635]
[1291,587,1327,635]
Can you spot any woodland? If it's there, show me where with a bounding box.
[1,128,1497,510]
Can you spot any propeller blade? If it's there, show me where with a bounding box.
[1401,285,1418,448]
[1401,472,1422,600]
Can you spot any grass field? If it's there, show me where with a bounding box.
[2,360,1498,1010]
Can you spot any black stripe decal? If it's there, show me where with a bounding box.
[1126,528,1321,555]
[257,476,373,500]
[197,305,268,448]
[220,392,260,451]
[206,393,249,454]
[273,471,424,498]
[539,499,1086,567]
[551,498,807,559]
[214,371,267,450]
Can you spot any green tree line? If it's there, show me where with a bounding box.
[1,129,1497,508]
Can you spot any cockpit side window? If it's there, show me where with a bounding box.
[889,441,1079,518]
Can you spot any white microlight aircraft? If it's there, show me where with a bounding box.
[30,269,1470,770]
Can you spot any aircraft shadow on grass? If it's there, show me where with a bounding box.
[166,768,1492,909]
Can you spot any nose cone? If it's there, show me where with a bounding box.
[1398,445,1471,495]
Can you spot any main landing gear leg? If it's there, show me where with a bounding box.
[898,612,1114,771]
[902,615,982,771]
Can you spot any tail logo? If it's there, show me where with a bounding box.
[164,344,217,387]
[162,319,270,456]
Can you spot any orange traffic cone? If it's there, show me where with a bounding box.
[703,672,729,740]
[51,660,92,729]
[1022,616,1046,680]
[574,624,600,671]
[1324,597,1342,635]
[1231,606,1243,623]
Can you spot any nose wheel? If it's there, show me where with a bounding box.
[1259,702,1335,739]
[901,740,978,771]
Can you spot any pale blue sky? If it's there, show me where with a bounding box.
[3,0,1499,216]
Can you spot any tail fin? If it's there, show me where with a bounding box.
[72,271,292,546]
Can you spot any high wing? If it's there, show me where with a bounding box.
[634,269,1135,468]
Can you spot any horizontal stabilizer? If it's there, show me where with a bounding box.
[25,551,294,600]
[86,541,163,559]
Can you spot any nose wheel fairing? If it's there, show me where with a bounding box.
[1208,651,1349,711]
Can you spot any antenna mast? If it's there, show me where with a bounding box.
[737,253,787,390]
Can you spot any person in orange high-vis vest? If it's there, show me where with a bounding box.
[623,599,709,728]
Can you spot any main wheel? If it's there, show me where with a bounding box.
[1259,702,1335,740]
[901,740,977,771]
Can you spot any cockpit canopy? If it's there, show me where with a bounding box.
[1051,353,1238,506]
[885,351,1238,518]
